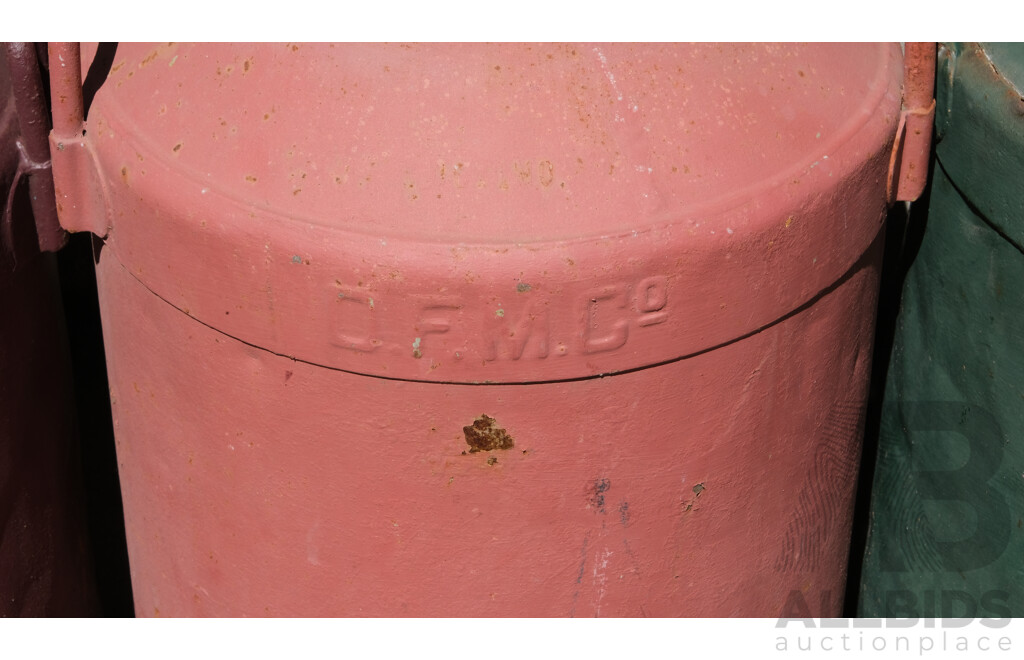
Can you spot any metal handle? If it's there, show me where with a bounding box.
[888,42,937,203]
[48,43,84,141]
[2,42,67,259]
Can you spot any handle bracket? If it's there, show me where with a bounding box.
[887,43,937,203]
[47,42,110,237]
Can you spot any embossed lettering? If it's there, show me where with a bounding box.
[484,299,550,361]
[414,302,462,358]
[582,284,629,354]
[327,273,672,363]
[329,285,378,352]
[635,275,669,327]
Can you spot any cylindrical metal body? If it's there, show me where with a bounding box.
[859,43,1024,617]
[61,43,904,616]
[1,44,95,617]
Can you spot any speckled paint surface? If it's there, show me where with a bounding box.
[59,43,903,616]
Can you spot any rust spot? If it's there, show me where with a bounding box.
[141,50,159,67]
[245,175,257,183]
[462,414,514,453]
[798,70,805,78]
[538,160,554,187]
[487,456,498,466]
[683,482,706,512]
[120,166,128,181]
[243,58,253,73]
[173,142,183,153]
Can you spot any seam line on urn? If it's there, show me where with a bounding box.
[112,240,878,387]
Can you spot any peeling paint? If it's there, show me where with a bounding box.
[462,414,514,453]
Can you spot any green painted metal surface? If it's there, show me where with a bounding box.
[859,43,1024,618]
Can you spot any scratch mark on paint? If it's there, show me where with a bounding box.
[592,47,624,101]
[569,531,592,617]
[621,538,642,577]
[593,547,613,617]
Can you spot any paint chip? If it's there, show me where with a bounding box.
[463,414,514,453]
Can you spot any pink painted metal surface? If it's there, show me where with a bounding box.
[55,43,905,616]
